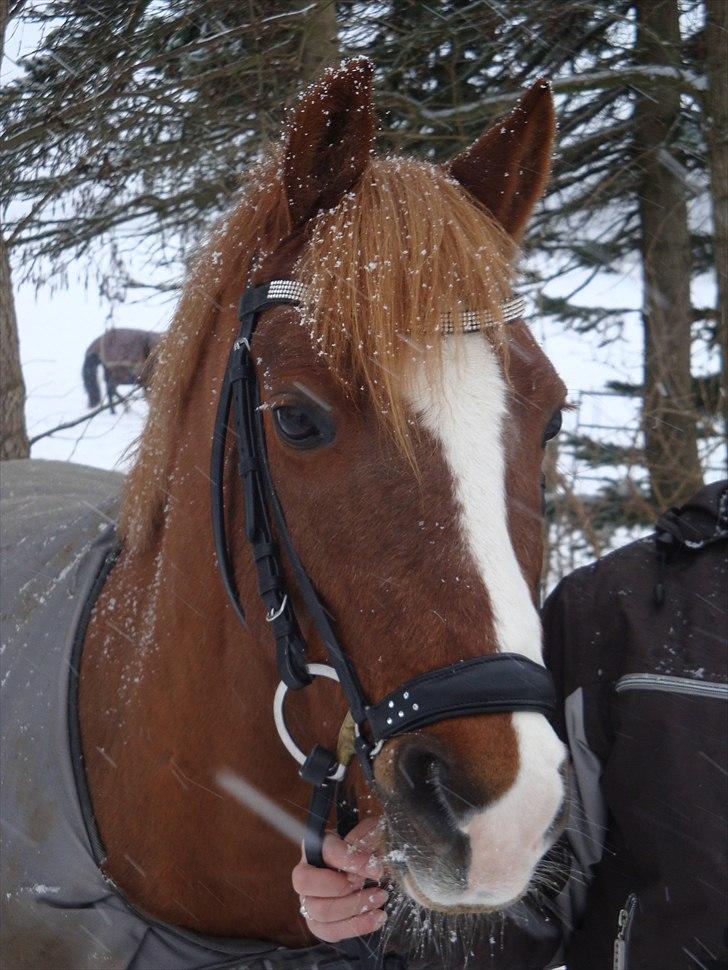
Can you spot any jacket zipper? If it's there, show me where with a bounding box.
[613,893,638,970]
[615,673,728,700]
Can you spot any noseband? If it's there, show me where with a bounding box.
[210,280,556,869]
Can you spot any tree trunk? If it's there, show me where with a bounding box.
[0,230,29,460]
[299,1,338,81]
[704,0,728,472]
[633,0,703,508]
[0,0,29,461]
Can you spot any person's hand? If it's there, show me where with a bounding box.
[292,817,388,943]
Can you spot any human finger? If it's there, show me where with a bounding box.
[320,824,383,879]
[302,887,389,925]
[305,908,388,945]
[292,859,365,897]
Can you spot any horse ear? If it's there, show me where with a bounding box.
[448,80,556,241]
[284,57,375,230]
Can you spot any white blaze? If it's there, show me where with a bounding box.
[404,337,565,907]
[406,338,541,662]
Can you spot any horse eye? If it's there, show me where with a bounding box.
[542,409,563,446]
[273,403,333,450]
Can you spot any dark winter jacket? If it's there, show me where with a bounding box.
[541,480,728,970]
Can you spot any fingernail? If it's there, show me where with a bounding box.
[369,890,389,907]
[373,910,388,927]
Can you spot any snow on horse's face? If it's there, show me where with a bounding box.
[251,60,569,912]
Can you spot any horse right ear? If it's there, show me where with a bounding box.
[448,80,556,242]
[284,58,375,231]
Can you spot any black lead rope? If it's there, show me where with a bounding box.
[210,280,558,970]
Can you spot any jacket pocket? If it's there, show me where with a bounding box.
[615,673,728,700]
[613,893,637,970]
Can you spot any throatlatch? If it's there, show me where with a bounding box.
[211,280,557,969]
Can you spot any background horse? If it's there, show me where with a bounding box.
[82,327,163,412]
[2,60,569,968]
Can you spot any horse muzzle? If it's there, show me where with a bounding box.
[378,718,569,914]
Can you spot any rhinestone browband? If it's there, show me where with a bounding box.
[267,279,307,302]
[265,280,525,334]
[438,296,526,334]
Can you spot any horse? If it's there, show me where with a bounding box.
[82,327,163,413]
[1,59,569,969]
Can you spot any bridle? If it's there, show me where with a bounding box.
[211,280,556,848]
[210,279,556,938]
[211,279,556,964]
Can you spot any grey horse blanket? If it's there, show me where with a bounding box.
[0,460,365,970]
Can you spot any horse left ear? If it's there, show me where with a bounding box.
[284,57,375,230]
[448,80,556,241]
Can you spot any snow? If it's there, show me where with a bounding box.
[4,884,61,898]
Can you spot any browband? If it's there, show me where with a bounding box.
[261,278,526,334]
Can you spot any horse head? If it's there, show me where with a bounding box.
[238,59,568,914]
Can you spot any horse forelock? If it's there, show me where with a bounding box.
[296,157,516,462]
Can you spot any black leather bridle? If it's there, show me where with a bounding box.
[210,279,556,961]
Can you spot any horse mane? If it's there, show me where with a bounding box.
[119,157,289,551]
[119,153,515,552]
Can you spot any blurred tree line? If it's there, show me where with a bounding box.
[1,0,725,562]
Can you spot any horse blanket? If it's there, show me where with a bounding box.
[0,460,374,970]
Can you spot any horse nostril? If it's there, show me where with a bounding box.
[395,742,474,832]
[396,743,438,793]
